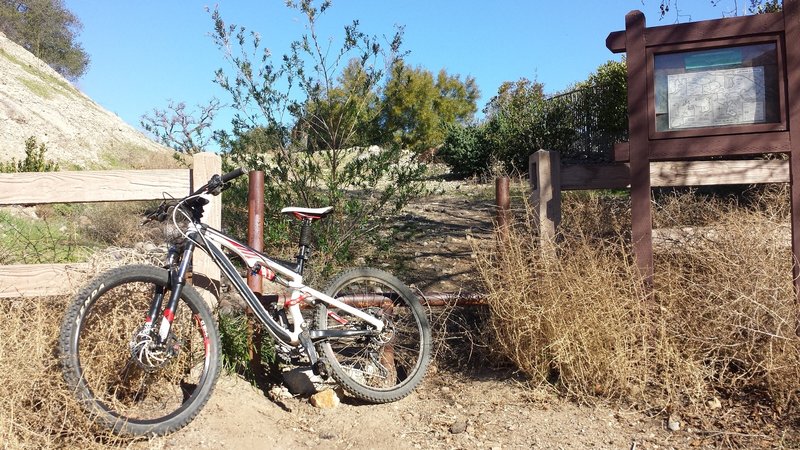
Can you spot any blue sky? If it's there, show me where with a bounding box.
[65,1,738,138]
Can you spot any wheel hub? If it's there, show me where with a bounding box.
[129,326,180,372]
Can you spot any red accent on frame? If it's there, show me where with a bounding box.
[163,308,175,323]
[328,311,348,325]
[259,265,276,281]
[285,294,308,307]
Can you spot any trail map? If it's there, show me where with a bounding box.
[667,66,766,129]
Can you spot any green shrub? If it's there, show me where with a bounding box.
[211,3,429,278]
[1,137,59,173]
[218,311,277,380]
[438,123,492,178]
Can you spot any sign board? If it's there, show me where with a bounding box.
[604,2,800,301]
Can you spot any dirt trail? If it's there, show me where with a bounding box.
[147,372,683,450]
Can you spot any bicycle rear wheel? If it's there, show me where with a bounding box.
[59,265,221,436]
[317,267,431,403]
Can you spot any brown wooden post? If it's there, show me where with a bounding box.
[495,176,510,241]
[247,171,265,294]
[624,11,654,287]
[529,149,561,255]
[784,0,800,310]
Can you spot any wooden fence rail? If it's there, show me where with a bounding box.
[529,149,790,249]
[0,153,221,298]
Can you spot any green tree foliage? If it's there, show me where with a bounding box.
[210,0,428,272]
[440,61,628,178]
[0,136,59,172]
[0,0,89,80]
[483,78,545,119]
[440,78,543,178]
[751,0,782,13]
[302,58,383,153]
[380,61,480,155]
[656,0,781,19]
[572,59,628,156]
[438,122,492,179]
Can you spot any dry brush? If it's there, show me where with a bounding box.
[476,188,800,437]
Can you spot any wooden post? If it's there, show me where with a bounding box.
[495,176,510,241]
[190,152,222,306]
[529,150,561,255]
[247,171,265,294]
[785,0,800,313]
[624,10,654,288]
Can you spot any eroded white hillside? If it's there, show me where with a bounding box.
[0,32,173,169]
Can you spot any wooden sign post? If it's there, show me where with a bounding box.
[606,1,800,298]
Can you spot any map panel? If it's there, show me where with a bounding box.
[667,66,766,129]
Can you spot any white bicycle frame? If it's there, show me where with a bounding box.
[189,222,384,346]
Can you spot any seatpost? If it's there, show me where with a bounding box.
[295,218,313,275]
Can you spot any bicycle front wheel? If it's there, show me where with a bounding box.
[59,265,221,436]
[317,267,431,403]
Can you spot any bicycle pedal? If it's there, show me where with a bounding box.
[312,358,331,379]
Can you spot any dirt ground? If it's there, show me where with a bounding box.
[136,186,760,450]
[147,371,689,450]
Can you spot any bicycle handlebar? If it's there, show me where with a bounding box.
[221,167,247,183]
[190,166,247,197]
[144,167,248,224]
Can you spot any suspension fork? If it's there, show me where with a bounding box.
[154,240,196,344]
[142,245,179,331]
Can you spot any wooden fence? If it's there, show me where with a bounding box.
[0,153,222,298]
[529,149,790,250]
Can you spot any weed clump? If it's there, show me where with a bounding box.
[476,189,800,440]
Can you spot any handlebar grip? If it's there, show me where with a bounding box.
[221,167,247,183]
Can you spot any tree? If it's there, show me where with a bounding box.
[573,59,628,159]
[751,0,782,13]
[483,78,545,118]
[302,58,382,153]
[440,77,554,177]
[140,98,222,156]
[440,60,629,178]
[210,0,428,271]
[0,0,89,80]
[380,61,479,155]
[438,122,492,178]
[656,0,781,20]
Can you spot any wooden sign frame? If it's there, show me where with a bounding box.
[606,0,800,298]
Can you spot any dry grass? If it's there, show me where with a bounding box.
[426,301,493,371]
[77,202,162,248]
[476,187,800,441]
[0,249,163,449]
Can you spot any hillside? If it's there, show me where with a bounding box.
[0,32,173,169]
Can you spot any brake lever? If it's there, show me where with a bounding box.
[206,174,224,196]
[142,200,170,225]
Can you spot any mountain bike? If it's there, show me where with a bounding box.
[59,168,431,436]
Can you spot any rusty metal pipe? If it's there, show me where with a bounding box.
[247,171,265,294]
[495,176,510,240]
[256,292,488,309]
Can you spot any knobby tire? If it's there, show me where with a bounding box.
[316,267,431,403]
[59,265,221,436]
